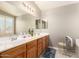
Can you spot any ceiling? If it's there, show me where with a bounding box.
[0,1,79,16]
[35,1,79,11]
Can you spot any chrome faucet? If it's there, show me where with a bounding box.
[9,36,17,41]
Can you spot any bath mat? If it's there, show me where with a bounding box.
[42,48,56,58]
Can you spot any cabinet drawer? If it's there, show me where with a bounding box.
[26,40,37,50]
[0,44,26,58]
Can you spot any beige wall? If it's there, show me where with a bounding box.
[41,4,79,47]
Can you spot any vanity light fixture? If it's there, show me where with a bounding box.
[22,2,26,7]
[22,2,36,16]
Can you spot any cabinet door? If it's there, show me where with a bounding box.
[42,37,46,51]
[45,36,49,49]
[0,44,26,58]
[27,47,37,58]
[26,40,37,58]
[37,38,43,57]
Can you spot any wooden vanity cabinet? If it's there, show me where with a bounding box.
[0,35,49,58]
[0,44,26,58]
[26,40,37,58]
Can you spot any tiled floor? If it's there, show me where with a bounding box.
[52,47,78,58]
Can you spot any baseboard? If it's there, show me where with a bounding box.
[48,46,59,50]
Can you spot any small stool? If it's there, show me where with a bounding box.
[58,42,66,48]
[58,42,66,54]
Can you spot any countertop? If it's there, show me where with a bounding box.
[0,33,48,52]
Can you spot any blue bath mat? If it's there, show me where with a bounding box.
[43,48,56,58]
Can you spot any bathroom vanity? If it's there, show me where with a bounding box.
[0,34,49,58]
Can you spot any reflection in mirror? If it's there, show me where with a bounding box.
[6,16,14,34]
[35,19,41,29]
[0,14,14,36]
[0,15,5,33]
[42,20,48,29]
